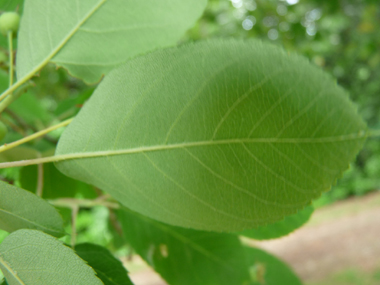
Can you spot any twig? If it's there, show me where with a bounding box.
[49,197,120,210]
[0,118,73,154]
[71,205,79,249]
[36,153,44,197]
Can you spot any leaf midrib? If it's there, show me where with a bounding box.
[58,131,366,159]
[0,208,63,235]
[0,132,367,169]
[0,257,26,285]
[16,0,106,84]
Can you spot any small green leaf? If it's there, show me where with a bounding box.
[56,39,367,232]
[17,0,207,83]
[0,229,103,285]
[0,181,64,237]
[75,243,133,285]
[239,206,314,240]
[245,247,302,285]
[118,208,250,285]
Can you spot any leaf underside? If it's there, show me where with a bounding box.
[75,243,133,285]
[0,230,102,285]
[118,208,250,285]
[238,205,314,240]
[0,181,64,237]
[16,0,207,83]
[56,39,367,232]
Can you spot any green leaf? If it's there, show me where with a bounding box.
[118,208,250,285]
[16,0,207,84]
[239,206,314,240]
[0,229,103,285]
[20,163,96,199]
[75,243,133,285]
[245,247,302,285]
[0,181,64,237]
[55,39,367,232]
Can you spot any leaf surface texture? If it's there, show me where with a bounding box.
[0,230,102,285]
[56,39,367,231]
[0,181,64,237]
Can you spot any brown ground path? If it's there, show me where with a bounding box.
[127,191,380,284]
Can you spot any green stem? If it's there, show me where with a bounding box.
[0,118,73,154]
[8,31,14,87]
